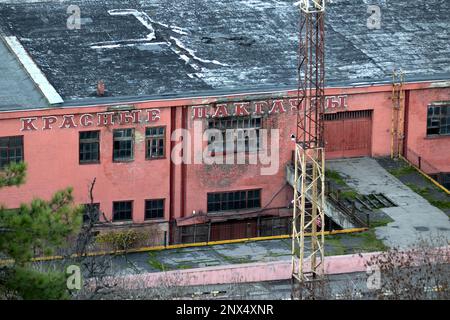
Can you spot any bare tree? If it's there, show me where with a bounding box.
[288,237,449,300]
[365,237,449,300]
[68,178,119,299]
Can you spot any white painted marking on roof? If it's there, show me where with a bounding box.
[170,36,229,67]
[90,39,155,46]
[91,44,122,50]
[108,9,156,41]
[3,36,63,105]
[168,44,202,71]
[90,41,168,50]
[178,54,192,66]
[170,26,189,35]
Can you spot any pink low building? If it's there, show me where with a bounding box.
[0,0,449,244]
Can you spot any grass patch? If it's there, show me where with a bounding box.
[213,250,254,264]
[267,251,290,258]
[359,230,388,252]
[369,217,393,228]
[148,258,195,271]
[223,256,253,264]
[325,169,362,201]
[148,252,166,271]
[324,235,346,256]
[347,230,388,252]
[386,158,450,211]
[326,170,346,185]
[428,199,450,210]
[231,257,254,264]
[388,165,416,178]
[176,264,193,270]
[339,190,359,200]
[406,183,450,211]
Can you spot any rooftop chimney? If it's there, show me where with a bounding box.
[97,80,105,96]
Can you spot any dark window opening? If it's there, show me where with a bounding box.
[146,127,165,159]
[145,199,165,220]
[0,136,24,168]
[83,203,100,223]
[79,131,100,164]
[113,201,133,221]
[442,173,450,189]
[113,129,134,162]
[207,189,261,213]
[427,105,450,136]
[207,117,261,153]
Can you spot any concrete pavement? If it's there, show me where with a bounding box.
[327,157,450,248]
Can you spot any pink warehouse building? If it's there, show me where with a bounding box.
[0,0,449,244]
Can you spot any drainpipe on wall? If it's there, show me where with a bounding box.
[181,106,187,218]
[169,107,176,244]
[403,90,410,157]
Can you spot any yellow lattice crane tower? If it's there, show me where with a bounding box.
[391,69,405,159]
[291,0,326,299]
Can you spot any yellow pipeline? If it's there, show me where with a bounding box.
[0,227,368,264]
[399,155,450,195]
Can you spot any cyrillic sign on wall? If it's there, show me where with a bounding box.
[20,109,161,131]
[191,96,348,119]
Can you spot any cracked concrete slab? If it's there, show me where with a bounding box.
[327,157,450,248]
[106,239,294,275]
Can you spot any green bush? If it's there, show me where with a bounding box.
[96,229,148,251]
[5,267,69,300]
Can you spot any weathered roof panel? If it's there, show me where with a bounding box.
[0,0,448,108]
[0,36,48,111]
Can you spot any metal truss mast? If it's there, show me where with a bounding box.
[391,69,405,159]
[292,0,326,298]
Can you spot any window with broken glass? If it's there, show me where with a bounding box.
[207,117,261,153]
[207,189,261,213]
[0,136,23,168]
[113,128,134,162]
[427,105,450,136]
[145,127,165,159]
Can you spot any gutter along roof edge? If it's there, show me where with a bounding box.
[60,73,450,108]
[0,73,449,114]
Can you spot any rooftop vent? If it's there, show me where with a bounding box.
[97,80,105,96]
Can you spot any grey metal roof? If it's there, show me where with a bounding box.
[0,0,449,109]
[0,36,48,112]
